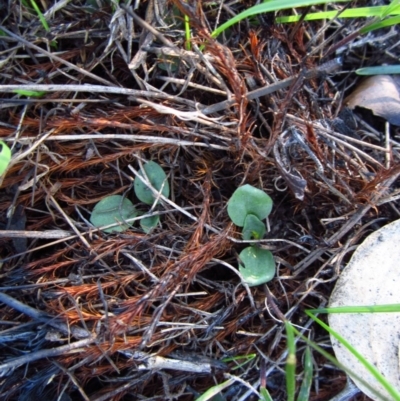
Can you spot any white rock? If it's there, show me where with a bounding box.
[329,219,400,400]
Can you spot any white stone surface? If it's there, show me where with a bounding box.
[329,219,400,400]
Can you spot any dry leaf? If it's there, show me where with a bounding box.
[344,75,400,126]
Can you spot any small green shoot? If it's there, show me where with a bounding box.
[243,214,266,241]
[0,141,11,176]
[134,161,170,205]
[238,246,275,286]
[90,195,137,233]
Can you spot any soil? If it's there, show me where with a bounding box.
[0,1,399,400]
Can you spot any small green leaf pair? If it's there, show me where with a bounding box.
[227,184,275,287]
[90,161,169,234]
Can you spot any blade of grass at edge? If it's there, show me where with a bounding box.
[305,310,400,401]
[211,0,350,38]
[276,5,400,23]
[309,304,400,314]
[194,378,235,401]
[29,0,50,32]
[361,14,400,33]
[289,322,395,401]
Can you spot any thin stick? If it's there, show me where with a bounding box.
[0,338,95,374]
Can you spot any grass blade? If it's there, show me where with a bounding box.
[276,5,400,23]
[29,0,50,32]
[306,310,400,401]
[195,379,234,401]
[309,304,400,314]
[296,347,313,401]
[361,14,400,33]
[211,0,350,38]
[285,321,296,401]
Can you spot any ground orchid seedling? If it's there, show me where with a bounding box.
[227,184,275,287]
[90,161,170,234]
[134,161,170,205]
[90,195,137,233]
[134,161,170,233]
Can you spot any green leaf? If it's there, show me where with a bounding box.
[134,161,170,205]
[227,184,273,227]
[242,214,266,240]
[0,141,11,176]
[90,195,137,233]
[297,347,313,401]
[239,246,275,286]
[140,215,159,233]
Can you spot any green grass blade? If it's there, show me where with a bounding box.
[308,303,400,314]
[211,0,350,38]
[184,14,191,50]
[285,321,296,401]
[195,379,234,401]
[222,353,256,371]
[29,0,50,32]
[379,0,400,18]
[291,324,393,401]
[0,141,11,176]
[296,346,313,401]
[356,65,400,75]
[12,89,47,97]
[259,386,273,401]
[305,311,400,401]
[276,5,400,23]
[361,14,400,33]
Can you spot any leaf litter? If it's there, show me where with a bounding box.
[0,1,400,400]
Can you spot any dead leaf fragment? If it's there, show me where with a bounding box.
[344,75,400,126]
